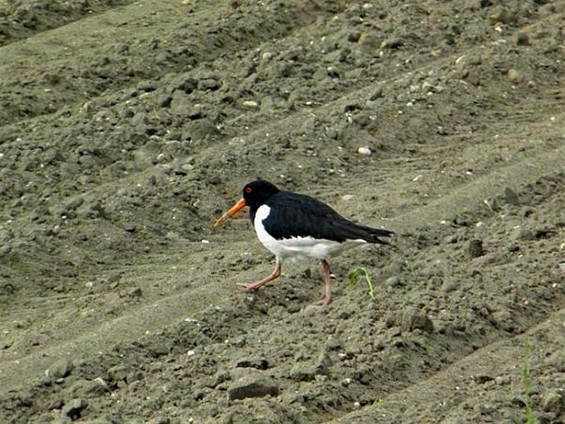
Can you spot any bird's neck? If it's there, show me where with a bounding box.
[249,205,259,227]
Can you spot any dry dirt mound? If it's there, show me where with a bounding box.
[0,0,564,423]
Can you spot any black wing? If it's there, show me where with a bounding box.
[262,191,393,244]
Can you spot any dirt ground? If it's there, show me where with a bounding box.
[0,0,564,423]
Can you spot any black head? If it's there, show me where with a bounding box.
[242,180,280,210]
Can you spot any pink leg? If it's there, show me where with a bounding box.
[314,260,333,306]
[239,259,282,292]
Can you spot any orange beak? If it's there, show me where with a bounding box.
[213,198,247,227]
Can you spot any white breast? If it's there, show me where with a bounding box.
[253,204,366,263]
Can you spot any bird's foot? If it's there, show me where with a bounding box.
[238,282,263,292]
[313,294,332,306]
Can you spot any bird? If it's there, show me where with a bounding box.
[214,179,393,306]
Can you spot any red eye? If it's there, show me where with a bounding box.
[245,187,252,194]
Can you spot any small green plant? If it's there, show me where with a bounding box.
[348,267,376,299]
[521,347,537,424]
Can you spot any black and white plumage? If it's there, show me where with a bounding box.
[214,179,393,305]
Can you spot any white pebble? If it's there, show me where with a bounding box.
[357,146,372,156]
[242,100,259,108]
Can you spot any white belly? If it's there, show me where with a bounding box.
[253,205,366,263]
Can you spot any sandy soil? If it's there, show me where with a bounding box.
[0,0,564,423]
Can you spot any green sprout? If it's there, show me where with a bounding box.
[521,358,537,424]
[348,267,377,300]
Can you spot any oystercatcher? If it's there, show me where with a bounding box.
[214,180,393,305]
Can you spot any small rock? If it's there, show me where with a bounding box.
[541,389,564,414]
[495,375,511,385]
[107,365,128,383]
[444,234,458,244]
[347,31,361,43]
[302,304,325,315]
[289,351,332,382]
[183,118,220,141]
[516,33,530,46]
[400,308,434,333]
[468,239,484,258]
[507,244,520,252]
[127,370,144,384]
[148,417,170,424]
[48,359,73,380]
[487,6,515,25]
[197,78,220,91]
[369,88,384,100]
[261,51,275,61]
[235,357,269,370]
[137,81,156,93]
[59,197,84,218]
[327,66,340,78]
[357,146,372,156]
[46,398,64,410]
[242,100,259,108]
[472,374,494,384]
[70,378,109,398]
[358,32,380,49]
[344,102,363,112]
[290,363,318,382]
[176,77,197,94]
[381,37,404,49]
[316,351,332,373]
[62,398,87,420]
[227,375,279,400]
[441,277,460,294]
[127,287,142,298]
[385,276,403,287]
[503,187,520,205]
[507,69,523,83]
[470,252,509,267]
[228,0,241,9]
[188,106,204,120]
[170,91,191,115]
[208,369,230,388]
[512,227,535,241]
[83,201,105,219]
[159,95,172,108]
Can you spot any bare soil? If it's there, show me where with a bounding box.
[0,0,564,423]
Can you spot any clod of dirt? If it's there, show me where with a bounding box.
[227,374,280,401]
[541,389,565,415]
[235,357,270,370]
[47,359,73,380]
[61,398,87,420]
[290,351,331,382]
[385,276,403,287]
[503,187,521,206]
[68,379,109,398]
[512,227,536,241]
[467,239,484,258]
[400,308,435,334]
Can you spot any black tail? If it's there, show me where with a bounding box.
[335,221,394,245]
[365,226,394,245]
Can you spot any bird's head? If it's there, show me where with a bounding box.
[214,180,280,227]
